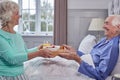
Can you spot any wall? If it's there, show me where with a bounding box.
[67,0,110,49]
[23,36,53,48]
[23,0,110,49]
[68,0,110,9]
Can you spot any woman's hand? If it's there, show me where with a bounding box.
[38,44,43,50]
[39,49,55,58]
[28,48,55,60]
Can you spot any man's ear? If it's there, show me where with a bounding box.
[117,24,120,29]
[116,24,120,33]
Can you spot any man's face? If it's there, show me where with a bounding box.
[103,16,118,38]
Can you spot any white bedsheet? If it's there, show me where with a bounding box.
[24,56,95,80]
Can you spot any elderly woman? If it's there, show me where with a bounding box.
[0,0,54,80]
[59,15,120,80]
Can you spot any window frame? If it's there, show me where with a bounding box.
[17,0,54,36]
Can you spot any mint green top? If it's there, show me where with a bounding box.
[0,29,38,76]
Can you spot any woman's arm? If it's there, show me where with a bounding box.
[28,49,53,60]
[0,37,53,65]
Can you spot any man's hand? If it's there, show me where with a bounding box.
[58,52,81,64]
[62,44,76,53]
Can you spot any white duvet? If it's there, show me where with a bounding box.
[24,56,95,80]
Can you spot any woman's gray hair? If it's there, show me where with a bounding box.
[0,0,19,28]
[111,15,120,26]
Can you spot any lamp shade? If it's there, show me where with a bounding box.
[88,18,104,31]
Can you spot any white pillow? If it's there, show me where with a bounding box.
[78,34,96,54]
[81,54,95,68]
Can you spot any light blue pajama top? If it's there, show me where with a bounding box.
[77,35,119,80]
[0,29,38,76]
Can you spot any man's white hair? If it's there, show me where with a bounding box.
[110,15,120,26]
[0,0,19,27]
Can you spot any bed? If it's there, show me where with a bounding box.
[24,34,120,80]
[24,56,95,80]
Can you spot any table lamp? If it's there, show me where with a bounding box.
[88,18,105,41]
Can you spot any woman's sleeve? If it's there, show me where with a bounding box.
[0,38,28,65]
[24,44,38,53]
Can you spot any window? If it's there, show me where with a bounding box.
[12,0,54,36]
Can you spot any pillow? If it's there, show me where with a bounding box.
[80,54,95,68]
[78,34,96,54]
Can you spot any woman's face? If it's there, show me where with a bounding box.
[11,11,20,26]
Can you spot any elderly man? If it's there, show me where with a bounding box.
[59,15,120,80]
